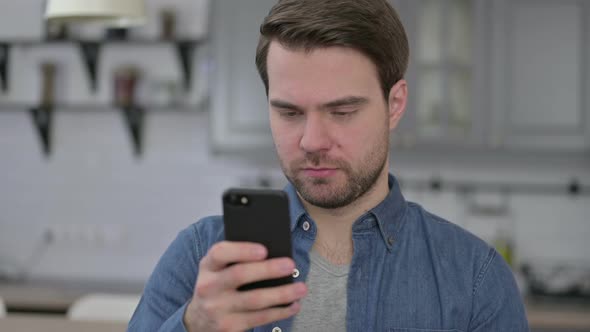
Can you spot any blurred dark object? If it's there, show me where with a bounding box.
[160,8,176,40]
[45,22,69,40]
[430,177,442,192]
[113,66,144,156]
[121,106,145,157]
[41,62,57,107]
[0,43,9,92]
[522,262,590,299]
[176,41,195,91]
[113,66,141,108]
[30,107,53,157]
[31,62,58,157]
[568,178,581,196]
[79,42,101,92]
[105,28,129,40]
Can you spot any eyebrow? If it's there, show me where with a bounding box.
[270,96,369,112]
[320,96,369,110]
[270,99,303,111]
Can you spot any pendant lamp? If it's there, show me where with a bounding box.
[45,0,146,27]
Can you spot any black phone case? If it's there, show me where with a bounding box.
[222,188,294,291]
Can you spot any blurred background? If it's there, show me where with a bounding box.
[0,0,589,331]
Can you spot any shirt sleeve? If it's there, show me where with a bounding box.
[127,225,201,332]
[468,248,529,331]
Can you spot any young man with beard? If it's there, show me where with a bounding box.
[129,0,529,331]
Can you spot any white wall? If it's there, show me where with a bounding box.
[0,0,589,284]
[0,110,264,282]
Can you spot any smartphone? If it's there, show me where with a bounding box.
[222,188,294,292]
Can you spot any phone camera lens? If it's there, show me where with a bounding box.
[226,193,249,206]
[228,194,239,205]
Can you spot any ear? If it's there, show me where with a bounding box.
[387,79,408,131]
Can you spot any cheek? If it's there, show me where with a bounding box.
[271,122,301,154]
[335,121,386,156]
[335,131,363,158]
[335,121,368,144]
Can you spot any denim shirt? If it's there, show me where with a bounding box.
[129,175,529,332]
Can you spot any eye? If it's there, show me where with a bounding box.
[278,109,303,118]
[332,110,357,117]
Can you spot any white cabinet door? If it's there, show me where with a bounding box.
[210,0,277,152]
[393,0,489,149]
[490,0,590,151]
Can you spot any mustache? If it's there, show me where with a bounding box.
[292,153,347,169]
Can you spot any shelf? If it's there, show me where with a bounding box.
[0,38,204,46]
[0,103,206,112]
[0,36,207,158]
[0,102,207,158]
[0,38,204,93]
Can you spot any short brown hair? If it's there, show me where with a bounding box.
[255,0,409,100]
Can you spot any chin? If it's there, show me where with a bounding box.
[298,180,352,206]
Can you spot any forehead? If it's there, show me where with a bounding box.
[266,41,381,102]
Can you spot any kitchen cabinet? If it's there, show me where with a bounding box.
[209,0,590,154]
[394,0,489,149]
[396,0,590,152]
[209,0,489,152]
[489,0,590,151]
[209,0,277,152]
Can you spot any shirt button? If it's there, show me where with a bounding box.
[292,268,300,278]
[387,236,395,246]
[302,221,311,231]
[272,327,282,332]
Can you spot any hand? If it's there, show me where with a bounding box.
[183,241,307,332]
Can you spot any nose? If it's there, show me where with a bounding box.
[300,113,332,153]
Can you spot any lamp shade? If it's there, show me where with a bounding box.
[45,0,146,26]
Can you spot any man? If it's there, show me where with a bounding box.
[129,0,529,331]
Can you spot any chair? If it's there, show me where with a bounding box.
[0,296,6,318]
[67,293,141,322]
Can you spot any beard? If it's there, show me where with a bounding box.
[279,132,389,209]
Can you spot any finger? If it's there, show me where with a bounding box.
[221,257,295,290]
[230,301,302,331]
[232,282,307,312]
[201,241,267,271]
[196,257,295,298]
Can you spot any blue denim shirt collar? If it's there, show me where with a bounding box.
[283,173,407,251]
[284,182,307,231]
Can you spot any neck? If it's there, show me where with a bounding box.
[300,167,390,264]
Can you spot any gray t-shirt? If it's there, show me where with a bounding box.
[291,249,350,332]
